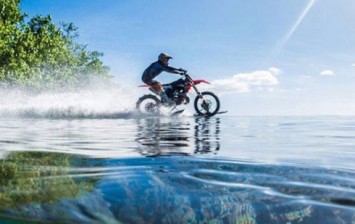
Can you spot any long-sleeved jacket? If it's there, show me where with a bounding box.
[142,61,179,84]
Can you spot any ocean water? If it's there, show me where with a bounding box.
[0,114,354,224]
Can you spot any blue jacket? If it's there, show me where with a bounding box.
[142,61,179,84]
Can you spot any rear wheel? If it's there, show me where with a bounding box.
[136,94,160,115]
[194,92,220,116]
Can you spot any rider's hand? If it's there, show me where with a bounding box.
[178,68,187,73]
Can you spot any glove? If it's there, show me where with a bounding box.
[178,68,187,73]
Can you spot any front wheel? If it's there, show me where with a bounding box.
[194,91,220,116]
[136,94,160,115]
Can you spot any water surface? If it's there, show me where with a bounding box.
[0,116,354,223]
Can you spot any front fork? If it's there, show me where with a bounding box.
[192,85,210,111]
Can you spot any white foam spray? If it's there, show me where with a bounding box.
[0,83,138,119]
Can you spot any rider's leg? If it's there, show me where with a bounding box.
[151,82,173,105]
[151,82,163,93]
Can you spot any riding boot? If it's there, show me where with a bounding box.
[148,87,159,95]
[160,91,173,106]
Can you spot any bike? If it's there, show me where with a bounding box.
[136,72,221,116]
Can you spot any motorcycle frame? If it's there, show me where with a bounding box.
[138,73,210,101]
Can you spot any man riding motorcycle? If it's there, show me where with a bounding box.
[141,53,186,105]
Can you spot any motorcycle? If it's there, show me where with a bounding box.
[136,72,221,116]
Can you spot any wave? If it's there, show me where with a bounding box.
[0,86,139,119]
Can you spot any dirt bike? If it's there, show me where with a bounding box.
[136,72,221,116]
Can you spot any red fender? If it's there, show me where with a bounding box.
[138,84,150,88]
[186,79,210,91]
[193,79,210,85]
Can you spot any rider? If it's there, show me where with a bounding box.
[142,53,186,105]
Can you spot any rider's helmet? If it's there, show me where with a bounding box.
[158,53,173,62]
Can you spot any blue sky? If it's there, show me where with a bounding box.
[20,0,355,115]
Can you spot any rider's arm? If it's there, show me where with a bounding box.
[164,65,186,74]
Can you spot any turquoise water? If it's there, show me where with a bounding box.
[0,116,355,223]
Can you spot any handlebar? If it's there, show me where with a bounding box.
[177,71,187,76]
[175,69,192,81]
[176,68,187,74]
[179,72,194,83]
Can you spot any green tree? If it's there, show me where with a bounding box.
[0,0,22,25]
[0,0,110,90]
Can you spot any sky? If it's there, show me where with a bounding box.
[20,0,355,116]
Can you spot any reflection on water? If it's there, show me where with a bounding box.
[0,116,354,223]
[194,117,220,154]
[0,151,95,218]
[136,117,221,157]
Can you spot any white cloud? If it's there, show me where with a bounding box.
[269,67,281,75]
[209,68,280,93]
[320,70,334,76]
[352,63,355,67]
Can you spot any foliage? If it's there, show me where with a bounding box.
[0,0,110,90]
[0,151,95,208]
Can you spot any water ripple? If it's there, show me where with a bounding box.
[1,116,355,223]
